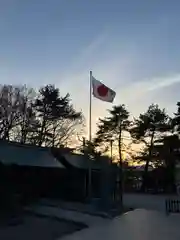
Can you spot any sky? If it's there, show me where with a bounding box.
[1,0,180,137]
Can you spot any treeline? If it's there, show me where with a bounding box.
[87,103,180,192]
[0,84,83,147]
[1,83,180,191]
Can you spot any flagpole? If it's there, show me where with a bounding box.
[89,70,92,142]
[87,70,92,201]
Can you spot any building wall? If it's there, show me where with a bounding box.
[175,166,180,184]
[0,164,87,202]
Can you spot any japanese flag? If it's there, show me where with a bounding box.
[92,76,116,103]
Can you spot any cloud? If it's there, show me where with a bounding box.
[57,30,180,134]
[63,30,109,75]
[119,73,180,103]
[142,74,180,91]
[112,73,180,119]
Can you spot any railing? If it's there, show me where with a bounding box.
[165,199,180,215]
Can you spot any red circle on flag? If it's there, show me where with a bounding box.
[97,84,108,97]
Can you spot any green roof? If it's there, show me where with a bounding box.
[0,140,109,170]
[0,140,64,168]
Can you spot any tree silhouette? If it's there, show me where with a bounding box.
[172,102,180,135]
[152,135,180,192]
[79,136,109,160]
[130,104,170,191]
[96,104,130,207]
[0,84,83,148]
[15,86,39,144]
[0,85,27,140]
[34,85,83,147]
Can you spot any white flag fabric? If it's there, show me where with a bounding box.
[92,76,116,103]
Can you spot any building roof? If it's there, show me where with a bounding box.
[62,153,102,170]
[0,140,65,168]
[0,140,106,170]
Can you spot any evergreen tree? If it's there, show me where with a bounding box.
[96,104,130,207]
[130,104,170,191]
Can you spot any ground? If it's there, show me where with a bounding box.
[1,194,180,239]
[0,212,86,240]
[61,209,180,240]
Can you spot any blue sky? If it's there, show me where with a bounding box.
[1,0,180,136]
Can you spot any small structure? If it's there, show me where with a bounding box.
[0,140,115,206]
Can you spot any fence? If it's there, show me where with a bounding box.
[165,199,180,215]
